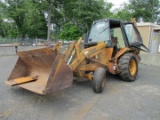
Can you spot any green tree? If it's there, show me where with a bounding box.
[63,0,105,32]
[109,3,132,21]
[0,0,47,38]
[0,0,115,40]
[24,1,47,38]
[128,0,160,22]
[58,0,107,40]
[102,2,113,18]
[59,23,81,40]
[0,14,19,38]
[51,0,64,40]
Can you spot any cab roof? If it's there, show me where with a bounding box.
[93,18,133,24]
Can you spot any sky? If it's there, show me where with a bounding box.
[105,0,129,10]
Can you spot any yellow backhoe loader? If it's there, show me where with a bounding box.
[6,18,149,95]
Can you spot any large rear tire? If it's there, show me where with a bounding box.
[118,53,138,82]
[92,68,106,93]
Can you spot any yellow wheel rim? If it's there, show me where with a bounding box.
[129,59,137,76]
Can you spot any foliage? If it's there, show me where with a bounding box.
[128,0,160,22]
[0,0,47,39]
[109,3,132,21]
[0,0,160,41]
[63,0,106,32]
[59,23,82,40]
[0,15,19,38]
[102,2,113,18]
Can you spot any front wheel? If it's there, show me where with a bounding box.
[118,53,138,82]
[92,68,106,93]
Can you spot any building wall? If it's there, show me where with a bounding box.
[151,31,159,54]
[137,26,151,48]
[137,24,160,54]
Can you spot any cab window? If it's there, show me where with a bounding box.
[124,24,141,45]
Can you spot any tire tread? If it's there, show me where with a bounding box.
[93,68,106,93]
[118,53,138,82]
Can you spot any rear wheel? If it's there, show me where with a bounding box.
[92,68,106,93]
[118,53,138,82]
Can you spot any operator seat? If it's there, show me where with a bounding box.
[111,36,118,48]
[111,36,118,57]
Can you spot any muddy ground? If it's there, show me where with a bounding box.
[0,56,160,120]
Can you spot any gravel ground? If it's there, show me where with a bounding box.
[0,55,160,120]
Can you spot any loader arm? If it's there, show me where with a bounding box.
[60,38,108,80]
[53,41,64,52]
[69,42,107,70]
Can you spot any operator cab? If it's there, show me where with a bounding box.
[86,18,148,52]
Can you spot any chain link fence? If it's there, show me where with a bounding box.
[0,37,52,46]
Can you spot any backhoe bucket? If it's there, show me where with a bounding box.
[6,48,73,95]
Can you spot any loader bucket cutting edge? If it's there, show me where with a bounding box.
[6,48,73,95]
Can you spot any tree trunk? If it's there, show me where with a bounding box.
[47,0,51,41]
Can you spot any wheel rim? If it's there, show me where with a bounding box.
[129,59,137,76]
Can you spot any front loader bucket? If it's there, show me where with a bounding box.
[6,48,73,95]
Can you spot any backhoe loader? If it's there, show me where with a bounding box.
[6,18,148,95]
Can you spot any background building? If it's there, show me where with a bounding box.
[137,23,160,54]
